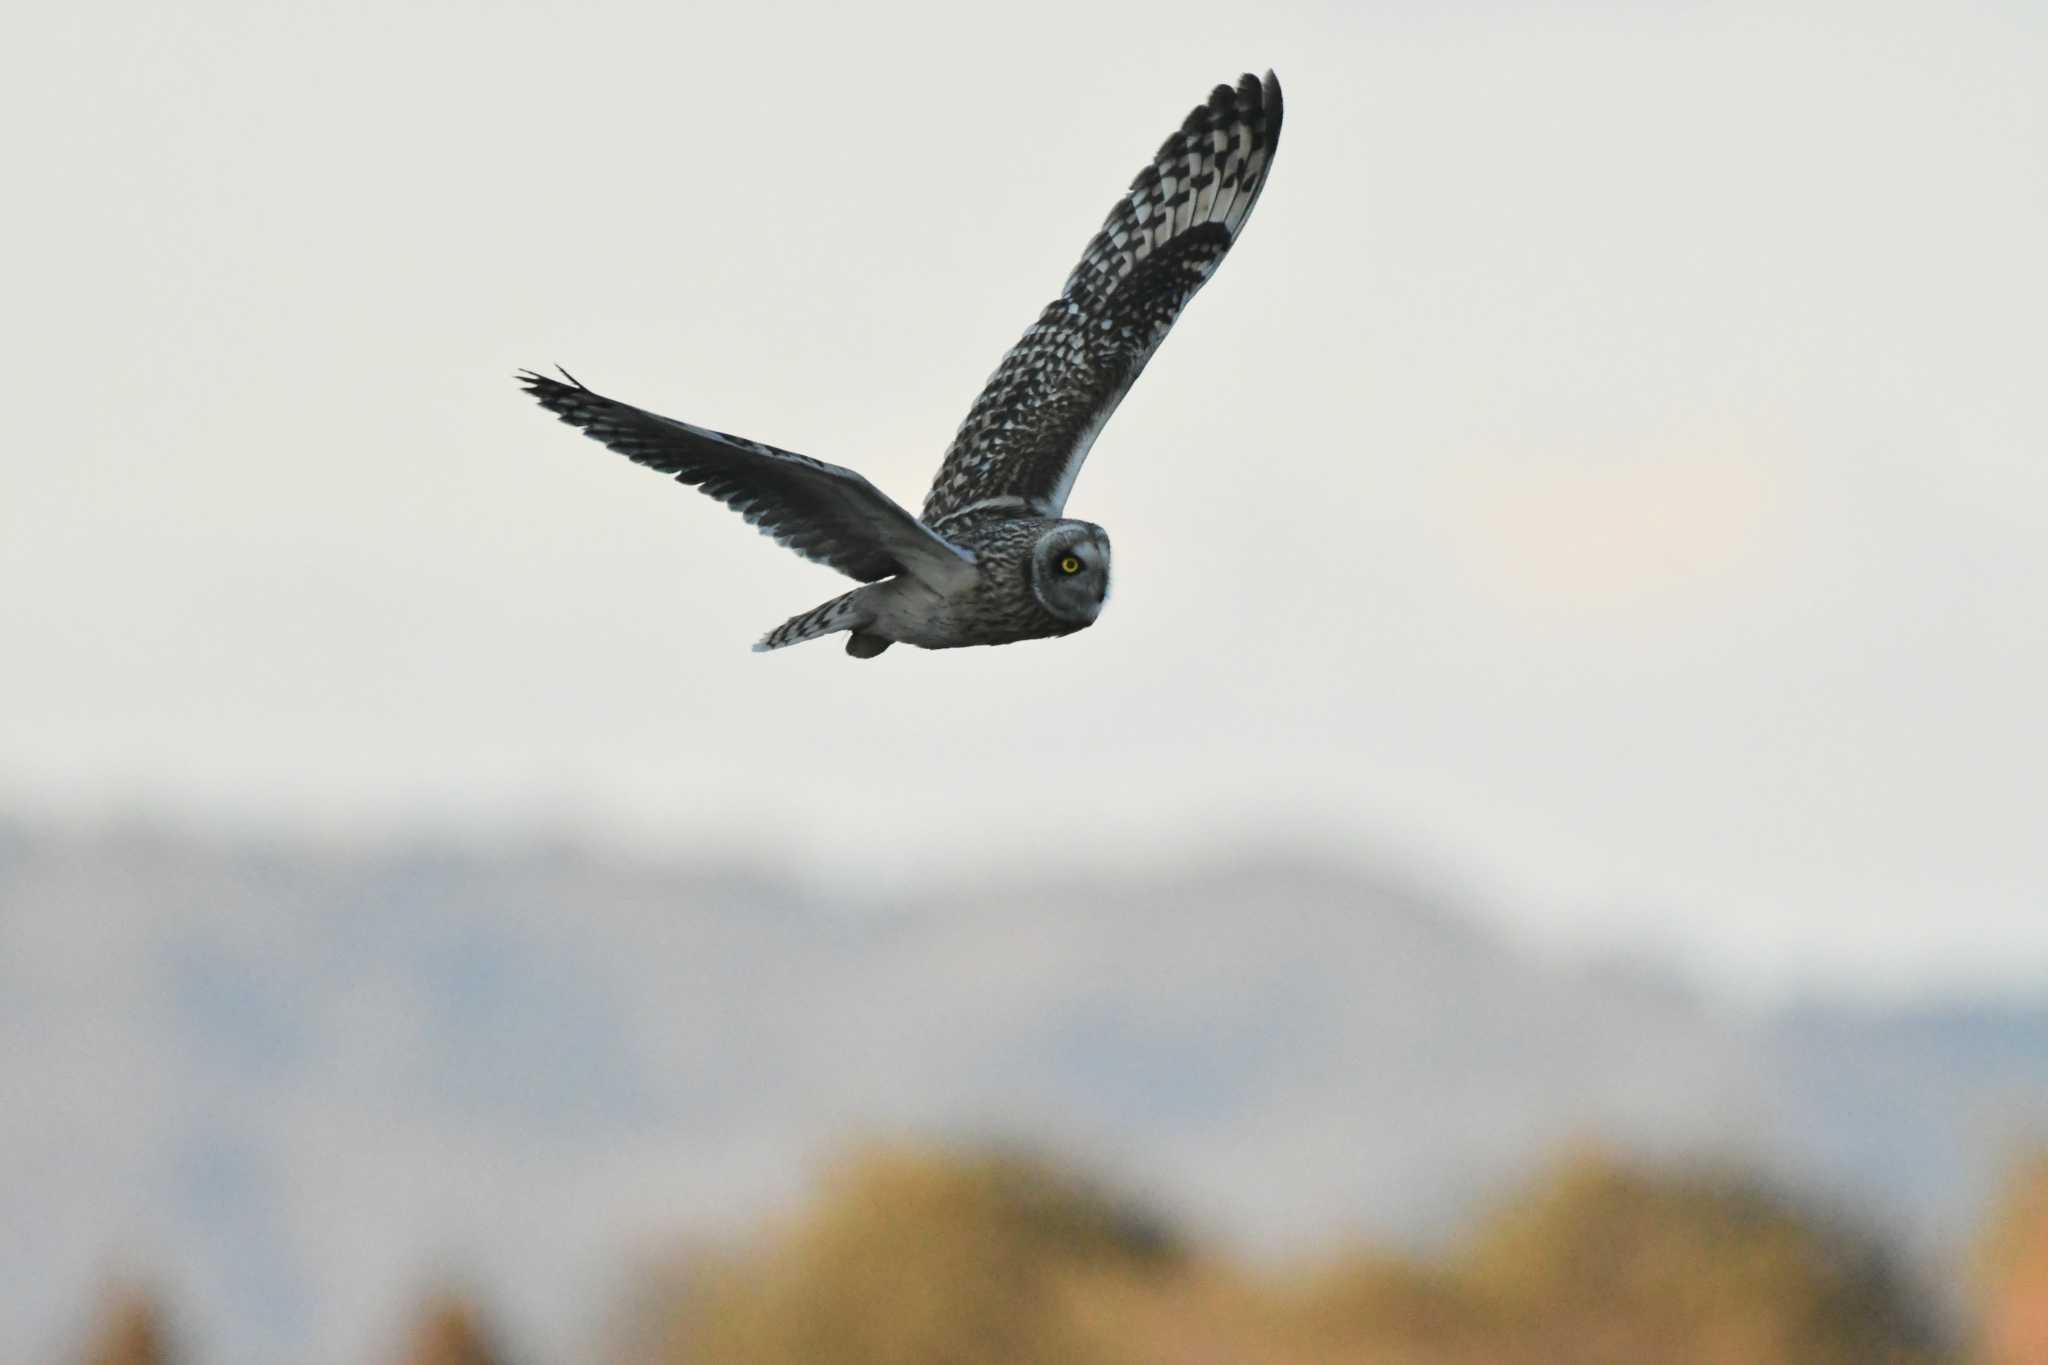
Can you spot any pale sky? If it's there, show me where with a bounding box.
[4,0,2044,997]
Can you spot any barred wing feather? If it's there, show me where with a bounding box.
[519,370,975,590]
[920,71,1283,529]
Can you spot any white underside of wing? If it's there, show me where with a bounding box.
[1043,384,1129,518]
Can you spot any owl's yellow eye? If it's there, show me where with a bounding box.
[1059,555,1082,575]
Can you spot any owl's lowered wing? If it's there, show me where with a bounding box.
[920,71,1282,529]
[519,370,976,590]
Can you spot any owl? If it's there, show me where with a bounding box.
[520,71,1282,658]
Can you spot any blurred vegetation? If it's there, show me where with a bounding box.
[621,1143,1949,1365]
[1459,1150,1938,1365]
[67,1143,2048,1365]
[1976,1152,2048,1365]
[630,1145,1178,1365]
[394,1294,506,1365]
[75,1288,173,1365]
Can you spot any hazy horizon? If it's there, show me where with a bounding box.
[6,796,2041,1008]
[7,818,2046,1364]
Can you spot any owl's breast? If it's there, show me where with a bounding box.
[869,520,1074,649]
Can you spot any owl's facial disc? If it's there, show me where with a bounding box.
[1031,523,1112,625]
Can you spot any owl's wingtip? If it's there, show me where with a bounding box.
[513,366,590,394]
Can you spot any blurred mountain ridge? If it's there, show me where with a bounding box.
[2,814,2044,1365]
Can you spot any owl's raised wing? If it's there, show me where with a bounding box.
[520,370,976,590]
[920,71,1282,530]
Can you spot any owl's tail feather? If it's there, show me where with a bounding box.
[754,590,882,655]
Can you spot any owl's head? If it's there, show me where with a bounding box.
[1029,521,1112,626]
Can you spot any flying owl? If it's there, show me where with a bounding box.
[519,71,1282,658]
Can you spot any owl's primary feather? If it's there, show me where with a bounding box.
[517,70,1282,656]
[919,71,1283,530]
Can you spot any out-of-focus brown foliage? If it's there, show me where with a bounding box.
[1977,1151,2048,1365]
[626,1144,1947,1365]
[395,1293,505,1365]
[1263,1251,1515,1365]
[76,1288,172,1365]
[1060,1250,1509,1365]
[645,1144,1177,1365]
[1462,1149,1939,1365]
[60,1144,2002,1365]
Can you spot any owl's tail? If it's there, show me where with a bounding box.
[754,589,888,656]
